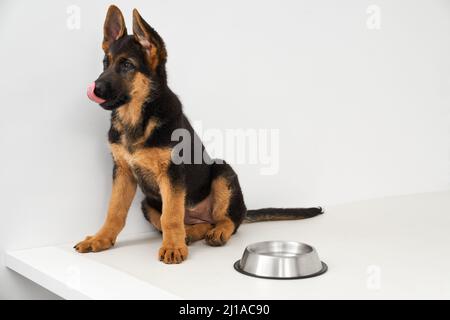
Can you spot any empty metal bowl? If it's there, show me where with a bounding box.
[234,241,327,279]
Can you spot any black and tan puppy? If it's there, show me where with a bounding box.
[75,5,323,264]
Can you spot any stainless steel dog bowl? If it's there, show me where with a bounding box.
[234,241,327,279]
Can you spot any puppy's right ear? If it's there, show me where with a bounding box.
[103,5,127,52]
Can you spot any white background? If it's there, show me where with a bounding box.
[0,0,449,299]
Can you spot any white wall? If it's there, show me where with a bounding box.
[0,0,449,299]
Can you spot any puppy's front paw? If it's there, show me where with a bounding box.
[74,236,114,253]
[158,244,188,264]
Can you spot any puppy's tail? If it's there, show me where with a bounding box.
[243,207,324,223]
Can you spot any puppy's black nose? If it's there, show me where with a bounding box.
[94,81,109,100]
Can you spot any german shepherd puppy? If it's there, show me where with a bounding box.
[75,5,323,264]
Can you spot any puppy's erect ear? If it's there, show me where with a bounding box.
[103,5,127,52]
[132,8,167,70]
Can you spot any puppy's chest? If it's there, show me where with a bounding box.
[117,135,162,196]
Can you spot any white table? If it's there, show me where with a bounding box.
[6,191,450,299]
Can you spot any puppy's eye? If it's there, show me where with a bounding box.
[121,60,135,72]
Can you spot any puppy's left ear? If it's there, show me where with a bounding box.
[132,9,167,70]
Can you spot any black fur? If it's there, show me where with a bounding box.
[244,207,324,223]
[108,125,121,144]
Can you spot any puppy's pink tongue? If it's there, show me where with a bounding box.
[87,82,106,104]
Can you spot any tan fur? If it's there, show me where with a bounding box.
[112,115,124,132]
[109,142,171,176]
[109,143,133,168]
[205,176,235,246]
[185,223,213,244]
[110,143,169,202]
[132,148,172,182]
[117,73,151,127]
[75,162,137,253]
[148,45,159,71]
[144,202,162,231]
[205,218,235,246]
[210,177,232,221]
[158,176,188,263]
